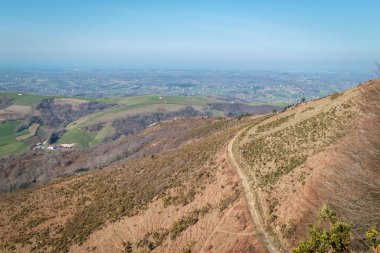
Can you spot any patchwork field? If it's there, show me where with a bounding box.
[57,128,96,148]
[15,124,39,141]
[0,120,31,156]
[88,123,115,147]
[98,94,216,106]
[66,103,197,130]
[0,105,34,122]
[0,92,50,107]
[1,91,280,157]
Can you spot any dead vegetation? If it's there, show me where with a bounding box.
[0,117,223,193]
[242,106,354,187]
[322,78,380,249]
[0,116,255,252]
[234,78,380,252]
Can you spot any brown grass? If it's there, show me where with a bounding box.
[0,105,33,121]
[234,78,380,252]
[0,116,264,252]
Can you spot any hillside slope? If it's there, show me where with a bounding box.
[0,116,269,253]
[0,92,280,157]
[1,78,378,253]
[232,78,380,252]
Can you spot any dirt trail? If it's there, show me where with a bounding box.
[227,127,279,253]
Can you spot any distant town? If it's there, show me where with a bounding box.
[0,69,374,104]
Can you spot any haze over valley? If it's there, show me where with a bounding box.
[0,69,373,104]
[0,1,379,253]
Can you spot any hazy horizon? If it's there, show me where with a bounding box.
[1,1,379,71]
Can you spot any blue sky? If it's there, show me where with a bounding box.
[0,0,379,70]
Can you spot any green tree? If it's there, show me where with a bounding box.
[293,204,351,253]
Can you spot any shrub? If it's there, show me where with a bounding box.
[218,191,239,211]
[364,227,380,251]
[122,241,133,253]
[170,205,211,240]
[293,204,350,253]
[170,213,199,240]
[330,92,343,100]
[74,167,89,173]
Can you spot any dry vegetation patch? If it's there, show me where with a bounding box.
[0,116,262,252]
[234,79,380,252]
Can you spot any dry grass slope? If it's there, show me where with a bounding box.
[0,116,265,253]
[234,78,380,252]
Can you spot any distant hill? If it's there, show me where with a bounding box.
[0,93,280,157]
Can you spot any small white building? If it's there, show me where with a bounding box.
[58,143,77,149]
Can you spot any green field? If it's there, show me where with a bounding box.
[61,95,214,146]
[0,94,222,153]
[97,95,216,106]
[89,123,115,147]
[15,124,40,141]
[66,103,198,130]
[0,142,30,157]
[57,128,96,148]
[1,92,280,155]
[0,120,31,156]
[0,121,19,145]
[0,92,54,107]
[0,121,29,145]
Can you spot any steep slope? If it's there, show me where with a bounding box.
[0,116,268,253]
[232,78,380,252]
[1,78,377,253]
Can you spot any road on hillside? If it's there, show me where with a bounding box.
[227,127,280,253]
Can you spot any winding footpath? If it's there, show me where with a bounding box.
[227,127,279,253]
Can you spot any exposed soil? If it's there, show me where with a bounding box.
[0,105,33,121]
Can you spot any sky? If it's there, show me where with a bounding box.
[0,0,379,71]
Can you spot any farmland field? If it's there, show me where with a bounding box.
[89,123,114,147]
[57,128,96,147]
[66,103,200,130]
[0,92,53,107]
[0,121,20,145]
[97,94,216,106]
[0,142,29,157]
[15,124,39,141]
[0,120,31,156]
